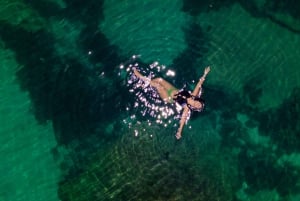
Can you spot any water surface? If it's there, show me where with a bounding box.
[1,0,300,200]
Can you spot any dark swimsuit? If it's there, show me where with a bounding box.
[173,90,204,112]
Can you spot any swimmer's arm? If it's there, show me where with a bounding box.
[192,66,210,97]
[175,106,190,140]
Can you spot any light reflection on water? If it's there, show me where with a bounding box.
[118,56,181,135]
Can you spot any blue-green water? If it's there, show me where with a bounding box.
[1,0,300,200]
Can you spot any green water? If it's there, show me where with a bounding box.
[1,0,300,201]
[0,47,60,200]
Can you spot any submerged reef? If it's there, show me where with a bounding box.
[58,122,239,201]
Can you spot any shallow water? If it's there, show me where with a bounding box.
[1,0,300,201]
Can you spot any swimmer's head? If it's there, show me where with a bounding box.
[187,97,205,111]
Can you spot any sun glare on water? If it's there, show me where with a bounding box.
[118,56,181,135]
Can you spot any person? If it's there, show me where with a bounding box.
[132,66,211,139]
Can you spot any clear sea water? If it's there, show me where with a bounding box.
[1,0,300,201]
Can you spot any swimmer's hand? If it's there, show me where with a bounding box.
[175,132,182,140]
[204,66,210,75]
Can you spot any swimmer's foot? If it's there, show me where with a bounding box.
[133,68,151,88]
[132,67,143,79]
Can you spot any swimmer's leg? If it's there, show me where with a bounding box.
[133,68,178,103]
[151,78,178,103]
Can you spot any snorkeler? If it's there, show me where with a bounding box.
[133,66,210,139]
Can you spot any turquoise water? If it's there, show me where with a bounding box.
[1,0,300,200]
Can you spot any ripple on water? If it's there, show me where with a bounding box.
[100,0,190,66]
[118,58,181,132]
[196,4,300,109]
